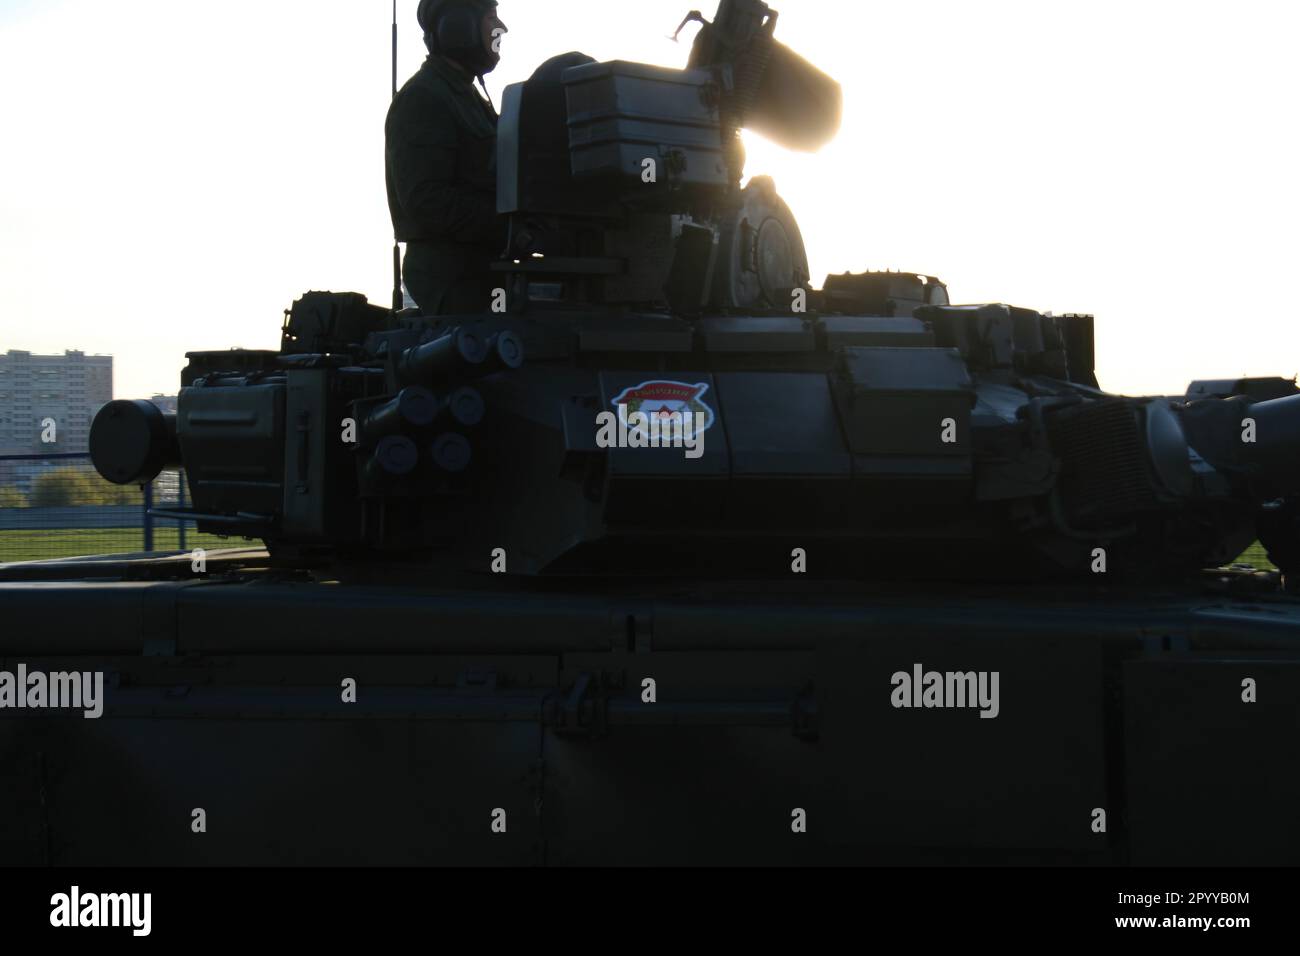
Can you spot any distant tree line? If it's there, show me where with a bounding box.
[0,468,139,508]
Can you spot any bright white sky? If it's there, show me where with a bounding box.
[1,0,1296,401]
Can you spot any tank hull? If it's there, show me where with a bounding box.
[2,551,1297,865]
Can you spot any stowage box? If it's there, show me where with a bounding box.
[562,61,728,191]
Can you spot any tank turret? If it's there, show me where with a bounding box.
[90,0,1300,586]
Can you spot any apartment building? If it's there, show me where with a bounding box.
[0,350,113,454]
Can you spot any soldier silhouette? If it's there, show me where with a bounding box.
[386,0,509,314]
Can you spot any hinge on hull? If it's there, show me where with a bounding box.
[614,609,652,654]
[548,671,607,738]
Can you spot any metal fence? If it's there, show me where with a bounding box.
[0,453,246,564]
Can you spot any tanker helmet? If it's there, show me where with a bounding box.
[417,0,502,76]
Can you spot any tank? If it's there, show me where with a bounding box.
[2,0,1298,867]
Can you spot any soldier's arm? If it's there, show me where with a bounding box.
[388,88,505,244]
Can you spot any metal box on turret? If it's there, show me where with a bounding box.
[563,61,728,193]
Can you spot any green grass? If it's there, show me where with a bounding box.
[0,527,258,564]
[1230,541,1276,571]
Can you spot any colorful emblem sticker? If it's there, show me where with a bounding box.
[610,380,715,441]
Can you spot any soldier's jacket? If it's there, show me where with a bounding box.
[385,55,507,313]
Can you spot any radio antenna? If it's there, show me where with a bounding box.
[390,0,403,312]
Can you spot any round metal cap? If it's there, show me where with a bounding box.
[446,387,486,428]
[490,331,525,370]
[396,386,440,427]
[89,399,170,485]
[431,433,472,473]
[455,327,490,365]
[374,435,420,476]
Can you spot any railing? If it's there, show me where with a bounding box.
[0,453,243,564]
